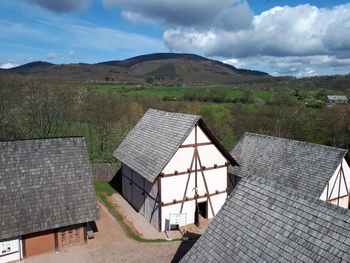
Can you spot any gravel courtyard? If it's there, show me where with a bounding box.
[25,203,195,263]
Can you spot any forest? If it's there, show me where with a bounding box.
[0,74,349,163]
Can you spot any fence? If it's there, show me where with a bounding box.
[91,163,121,182]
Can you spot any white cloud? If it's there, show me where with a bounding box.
[121,11,155,25]
[22,0,91,13]
[44,51,77,60]
[45,52,58,59]
[269,55,350,77]
[164,4,348,58]
[0,62,19,69]
[104,0,252,30]
[159,3,350,76]
[68,51,76,57]
[222,58,246,68]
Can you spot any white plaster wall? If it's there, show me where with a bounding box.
[162,147,194,174]
[161,167,227,203]
[160,193,227,231]
[182,126,211,145]
[160,125,228,231]
[330,195,349,208]
[197,145,227,168]
[320,158,350,202]
[162,126,227,175]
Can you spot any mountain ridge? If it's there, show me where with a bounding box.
[1,53,271,84]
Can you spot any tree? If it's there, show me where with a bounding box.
[21,80,74,138]
[268,92,294,106]
[80,91,128,163]
[242,89,253,103]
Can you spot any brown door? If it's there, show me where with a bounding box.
[56,224,86,249]
[23,230,55,258]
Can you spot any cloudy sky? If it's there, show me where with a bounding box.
[1,0,350,77]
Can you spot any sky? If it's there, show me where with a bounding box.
[1,0,350,77]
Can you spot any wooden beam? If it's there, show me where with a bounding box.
[161,190,227,207]
[328,194,350,202]
[179,142,213,148]
[196,148,215,217]
[180,149,196,213]
[158,176,162,231]
[160,164,227,177]
[341,161,349,194]
[328,168,341,200]
[194,124,199,226]
[338,164,342,206]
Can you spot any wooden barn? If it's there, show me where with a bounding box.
[0,137,99,263]
[181,176,350,262]
[229,132,350,209]
[113,109,237,231]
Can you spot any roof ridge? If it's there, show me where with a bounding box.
[243,132,348,152]
[0,136,85,143]
[147,108,201,118]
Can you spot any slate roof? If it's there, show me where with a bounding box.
[229,132,348,198]
[114,108,237,182]
[181,176,350,263]
[0,137,99,240]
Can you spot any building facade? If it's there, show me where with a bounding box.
[0,137,99,262]
[114,109,237,231]
[229,132,350,209]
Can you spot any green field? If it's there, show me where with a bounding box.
[77,84,279,102]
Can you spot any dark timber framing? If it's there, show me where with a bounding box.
[195,124,199,226]
[114,109,238,231]
[160,163,229,177]
[158,176,162,231]
[325,161,349,207]
[177,124,219,226]
[179,142,213,148]
[162,190,227,207]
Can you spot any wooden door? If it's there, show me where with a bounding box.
[56,224,86,250]
[23,230,55,258]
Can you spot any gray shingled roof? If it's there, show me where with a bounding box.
[181,176,350,263]
[114,109,237,182]
[0,137,99,240]
[229,132,348,198]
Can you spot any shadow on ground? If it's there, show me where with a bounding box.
[171,236,198,263]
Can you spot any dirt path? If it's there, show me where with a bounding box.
[26,203,195,263]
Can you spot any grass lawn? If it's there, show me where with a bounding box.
[123,86,189,99]
[77,83,285,102]
[94,181,118,196]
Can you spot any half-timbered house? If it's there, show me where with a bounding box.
[181,176,350,262]
[114,109,237,231]
[229,132,350,209]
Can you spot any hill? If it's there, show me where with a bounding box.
[0,53,271,84]
[98,53,267,76]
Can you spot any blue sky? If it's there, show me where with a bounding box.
[1,0,350,77]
